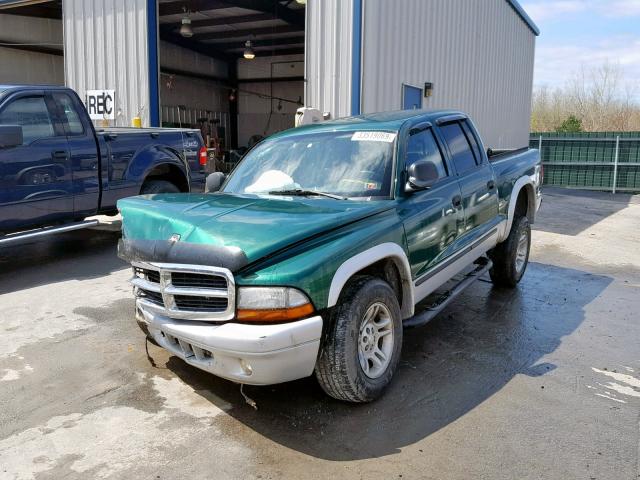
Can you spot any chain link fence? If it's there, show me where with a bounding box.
[529,132,640,193]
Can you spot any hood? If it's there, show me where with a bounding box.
[117,193,392,268]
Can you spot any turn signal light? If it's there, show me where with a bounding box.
[236,287,315,323]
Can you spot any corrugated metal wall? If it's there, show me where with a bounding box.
[305,0,354,119]
[63,0,151,127]
[360,0,535,148]
[0,13,64,84]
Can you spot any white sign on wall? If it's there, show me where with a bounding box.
[86,90,116,120]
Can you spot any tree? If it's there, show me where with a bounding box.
[555,115,583,133]
[531,62,640,132]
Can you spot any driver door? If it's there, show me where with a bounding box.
[0,92,73,232]
[399,126,465,280]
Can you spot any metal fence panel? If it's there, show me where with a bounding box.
[529,132,640,193]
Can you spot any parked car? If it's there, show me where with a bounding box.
[117,110,542,402]
[0,85,206,242]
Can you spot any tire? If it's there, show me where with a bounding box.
[140,179,180,195]
[488,215,531,288]
[315,276,403,403]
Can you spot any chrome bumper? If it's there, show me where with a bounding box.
[137,300,323,385]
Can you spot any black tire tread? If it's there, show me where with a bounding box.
[140,179,180,194]
[315,276,402,403]
[489,215,530,288]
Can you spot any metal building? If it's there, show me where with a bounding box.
[0,0,538,149]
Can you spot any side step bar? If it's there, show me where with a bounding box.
[403,257,493,329]
[0,219,100,246]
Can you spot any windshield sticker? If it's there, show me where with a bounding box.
[351,131,397,143]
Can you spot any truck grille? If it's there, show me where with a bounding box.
[130,262,235,322]
[171,272,227,289]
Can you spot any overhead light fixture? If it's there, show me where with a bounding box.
[296,0,306,4]
[243,40,255,60]
[180,8,193,38]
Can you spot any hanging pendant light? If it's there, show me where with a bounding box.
[243,40,255,60]
[180,8,193,38]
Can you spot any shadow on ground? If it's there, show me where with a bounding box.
[0,225,126,295]
[534,187,639,236]
[162,261,611,461]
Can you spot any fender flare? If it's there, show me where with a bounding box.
[327,242,415,318]
[499,175,536,242]
[125,146,189,189]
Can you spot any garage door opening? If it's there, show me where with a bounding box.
[157,0,305,171]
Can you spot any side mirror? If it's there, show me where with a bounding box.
[405,159,440,192]
[0,125,23,148]
[205,172,226,193]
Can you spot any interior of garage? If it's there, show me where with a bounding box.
[0,0,306,165]
[157,0,305,159]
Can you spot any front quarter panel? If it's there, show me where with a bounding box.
[235,208,408,313]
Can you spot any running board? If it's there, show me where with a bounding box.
[0,220,100,246]
[403,257,493,329]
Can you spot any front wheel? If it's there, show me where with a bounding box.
[488,215,531,287]
[315,276,403,403]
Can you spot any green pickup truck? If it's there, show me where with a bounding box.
[118,110,542,402]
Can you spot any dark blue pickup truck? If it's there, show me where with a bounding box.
[0,85,206,242]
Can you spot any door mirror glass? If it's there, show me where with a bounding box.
[205,172,226,193]
[406,159,440,191]
[0,125,23,148]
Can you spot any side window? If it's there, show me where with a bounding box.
[406,128,447,180]
[0,96,55,145]
[440,122,477,175]
[54,93,84,135]
[461,120,482,165]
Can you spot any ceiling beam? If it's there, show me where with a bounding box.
[159,26,234,63]
[211,35,303,50]
[246,47,303,57]
[159,1,230,17]
[196,24,301,41]
[0,2,61,19]
[0,39,63,56]
[159,0,304,27]
[165,12,276,29]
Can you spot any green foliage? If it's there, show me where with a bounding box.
[556,115,583,133]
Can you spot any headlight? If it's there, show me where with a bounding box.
[237,287,314,322]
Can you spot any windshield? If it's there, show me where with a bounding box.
[222,130,397,198]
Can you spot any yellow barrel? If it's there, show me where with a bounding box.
[131,116,142,128]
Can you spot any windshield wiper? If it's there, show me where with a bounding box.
[268,189,347,200]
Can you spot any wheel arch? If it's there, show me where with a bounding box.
[327,243,414,319]
[499,177,536,242]
[141,162,189,193]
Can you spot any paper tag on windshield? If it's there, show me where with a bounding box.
[351,131,397,143]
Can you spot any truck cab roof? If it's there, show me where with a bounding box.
[271,109,468,140]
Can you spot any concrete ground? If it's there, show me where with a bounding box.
[0,187,638,480]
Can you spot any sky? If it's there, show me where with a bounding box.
[521,0,640,92]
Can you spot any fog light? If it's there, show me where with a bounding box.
[240,359,253,376]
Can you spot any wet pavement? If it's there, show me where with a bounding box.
[0,188,638,479]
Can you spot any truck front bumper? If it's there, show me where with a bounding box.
[136,300,323,385]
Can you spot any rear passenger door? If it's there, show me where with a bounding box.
[0,92,73,232]
[438,120,499,243]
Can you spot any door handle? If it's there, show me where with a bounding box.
[452,195,462,208]
[52,150,68,159]
[487,180,496,190]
